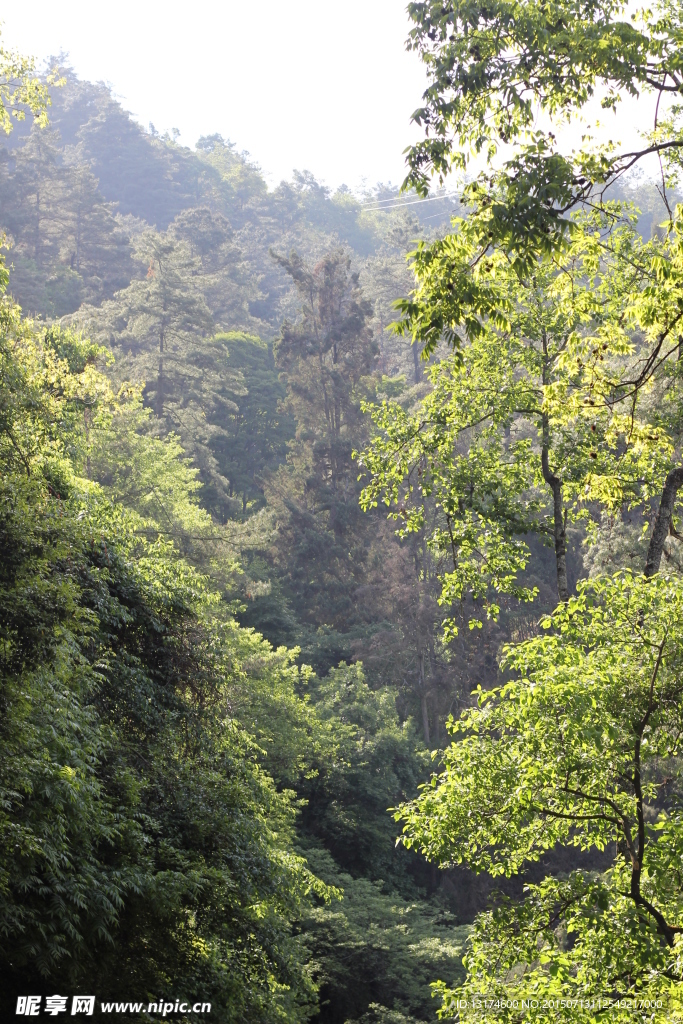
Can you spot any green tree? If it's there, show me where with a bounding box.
[169,206,255,330]
[110,229,215,421]
[0,126,133,315]
[360,210,676,621]
[397,568,683,1020]
[0,231,327,1019]
[403,0,683,261]
[364,1,683,1015]
[77,226,251,515]
[263,250,378,668]
[0,30,54,134]
[206,331,294,516]
[297,663,428,882]
[299,844,467,1024]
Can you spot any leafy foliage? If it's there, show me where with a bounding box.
[0,31,55,134]
[359,0,683,1017]
[360,208,681,621]
[0,269,327,1020]
[403,0,683,259]
[21,27,683,1020]
[300,844,467,1024]
[398,572,683,1017]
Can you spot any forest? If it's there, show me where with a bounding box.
[3,1,683,1020]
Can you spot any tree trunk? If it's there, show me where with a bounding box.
[541,414,568,602]
[420,693,430,747]
[644,466,683,577]
[412,342,422,384]
[75,202,81,272]
[156,330,164,418]
[35,187,40,259]
[418,649,430,746]
[84,407,91,480]
[429,640,440,745]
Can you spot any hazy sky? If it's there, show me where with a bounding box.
[1,0,429,190]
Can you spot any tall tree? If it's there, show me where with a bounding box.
[398,573,683,1018]
[360,210,675,618]
[76,225,250,513]
[263,250,378,664]
[206,331,293,516]
[369,0,683,1015]
[0,127,133,314]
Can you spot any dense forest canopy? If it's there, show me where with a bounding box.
[0,39,466,1024]
[4,1,683,1020]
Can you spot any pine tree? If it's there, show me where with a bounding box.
[260,250,378,667]
[77,226,249,512]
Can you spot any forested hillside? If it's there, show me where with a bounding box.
[0,56,470,1024]
[5,3,683,1020]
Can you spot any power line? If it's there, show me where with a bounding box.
[361,195,457,210]
[360,192,459,212]
[420,210,458,222]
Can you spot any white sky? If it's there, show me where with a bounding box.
[0,0,662,193]
[0,0,429,191]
